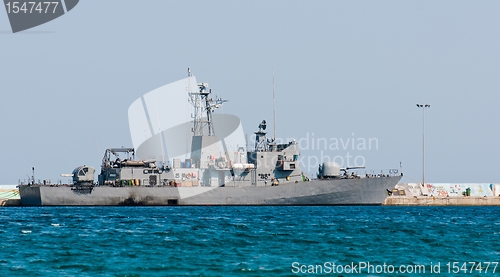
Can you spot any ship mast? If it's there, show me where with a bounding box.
[273,68,276,141]
[189,82,213,136]
[187,68,229,169]
[188,70,227,137]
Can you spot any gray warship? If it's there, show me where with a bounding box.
[19,73,402,206]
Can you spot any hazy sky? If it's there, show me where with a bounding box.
[1,1,499,184]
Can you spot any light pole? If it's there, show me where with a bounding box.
[416,104,430,187]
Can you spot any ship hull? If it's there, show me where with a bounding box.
[19,176,401,206]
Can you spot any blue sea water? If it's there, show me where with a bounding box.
[0,206,499,277]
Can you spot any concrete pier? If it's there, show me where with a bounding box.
[382,183,500,206]
[0,187,21,206]
[383,196,500,206]
[0,198,21,206]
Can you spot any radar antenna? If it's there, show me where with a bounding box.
[254,120,268,151]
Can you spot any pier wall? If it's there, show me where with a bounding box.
[384,183,500,206]
[384,196,500,206]
[0,199,21,206]
[0,188,21,206]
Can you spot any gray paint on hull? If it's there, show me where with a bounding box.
[19,176,401,206]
